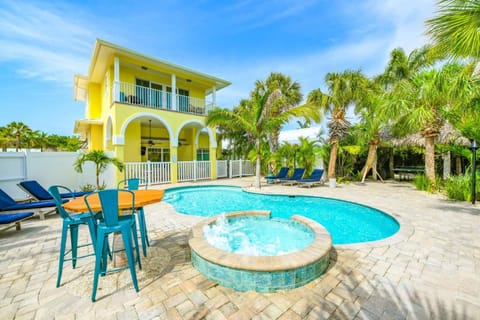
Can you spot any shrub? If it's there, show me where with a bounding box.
[413,174,430,191]
[413,174,442,193]
[444,174,480,201]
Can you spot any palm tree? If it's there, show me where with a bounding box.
[379,46,436,87]
[426,0,480,59]
[389,64,466,188]
[263,72,303,153]
[74,150,124,190]
[307,70,367,180]
[6,122,32,151]
[443,62,480,141]
[355,78,392,182]
[296,137,318,175]
[207,80,319,188]
[0,126,14,151]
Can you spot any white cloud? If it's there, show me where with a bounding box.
[0,1,96,84]
[364,0,436,52]
[213,0,437,111]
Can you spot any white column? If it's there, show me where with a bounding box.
[114,57,120,102]
[162,84,167,108]
[171,74,177,111]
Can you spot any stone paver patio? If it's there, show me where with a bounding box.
[1,178,479,319]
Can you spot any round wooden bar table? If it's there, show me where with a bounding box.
[63,189,165,212]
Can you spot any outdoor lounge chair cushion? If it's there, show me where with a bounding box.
[0,188,65,212]
[0,212,34,224]
[18,180,90,201]
[297,169,324,183]
[277,168,305,182]
[266,167,289,180]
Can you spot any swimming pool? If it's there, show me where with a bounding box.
[164,185,400,245]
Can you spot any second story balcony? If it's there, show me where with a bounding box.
[114,81,214,116]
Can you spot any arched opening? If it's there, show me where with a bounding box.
[120,113,174,163]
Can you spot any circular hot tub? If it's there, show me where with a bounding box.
[188,211,332,292]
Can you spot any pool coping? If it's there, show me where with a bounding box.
[188,210,332,272]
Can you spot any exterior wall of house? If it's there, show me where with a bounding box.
[74,40,229,183]
[124,122,141,162]
[90,125,103,150]
[88,83,101,119]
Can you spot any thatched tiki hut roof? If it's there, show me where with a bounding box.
[388,122,470,147]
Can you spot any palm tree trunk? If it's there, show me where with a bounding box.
[389,148,395,179]
[16,133,20,152]
[328,139,339,179]
[455,156,462,174]
[255,138,262,189]
[425,135,436,188]
[361,143,378,183]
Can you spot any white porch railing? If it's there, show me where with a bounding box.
[217,160,228,178]
[124,161,171,185]
[178,161,211,182]
[116,81,211,115]
[229,160,255,178]
[123,159,253,186]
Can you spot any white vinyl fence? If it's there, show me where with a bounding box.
[0,151,116,200]
[217,160,228,178]
[177,161,211,182]
[229,160,255,178]
[124,162,171,185]
[0,152,255,200]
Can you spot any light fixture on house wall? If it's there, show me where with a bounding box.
[148,120,154,147]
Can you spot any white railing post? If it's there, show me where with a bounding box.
[171,74,177,111]
[240,160,243,177]
[193,160,197,181]
[229,160,232,178]
[147,161,152,186]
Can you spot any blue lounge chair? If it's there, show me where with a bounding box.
[277,168,305,184]
[18,180,90,201]
[0,188,66,220]
[0,211,35,231]
[266,167,289,180]
[297,169,325,188]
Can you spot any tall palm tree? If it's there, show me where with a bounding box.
[6,122,32,151]
[263,72,303,153]
[355,78,392,183]
[379,46,436,87]
[307,70,367,180]
[426,0,480,59]
[74,150,124,189]
[389,64,466,188]
[442,62,480,141]
[207,80,319,188]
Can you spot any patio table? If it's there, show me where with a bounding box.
[63,189,164,212]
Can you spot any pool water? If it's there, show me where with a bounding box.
[164,186,400,245]
[203,214,314,256]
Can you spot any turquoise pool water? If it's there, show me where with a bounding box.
[203,214,314,256]
[164,186,400,245]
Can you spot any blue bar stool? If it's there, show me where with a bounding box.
[84,189,142,302]
[48,185,97,288]
[117,178,150,256]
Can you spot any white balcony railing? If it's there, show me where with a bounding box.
[115,81,212,115]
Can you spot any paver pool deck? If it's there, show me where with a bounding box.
[1,178,479,319]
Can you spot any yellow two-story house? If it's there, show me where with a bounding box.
[73,39,231,184]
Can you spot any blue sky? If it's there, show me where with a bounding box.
[0,0,436,136]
